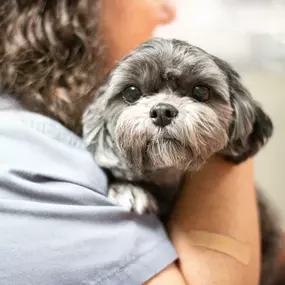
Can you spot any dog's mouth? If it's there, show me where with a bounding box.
[161,132,178,141]
[141,137,195,172]
[156,127,183,142]
[145,135,189,157]
[146,135,183,148]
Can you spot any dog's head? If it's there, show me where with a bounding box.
[83,38,273,175]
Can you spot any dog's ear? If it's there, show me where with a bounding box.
[83,84,121,170]
[83,85,107,147]
[213,56,273,163]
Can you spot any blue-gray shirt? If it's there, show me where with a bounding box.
[0,96,177,285]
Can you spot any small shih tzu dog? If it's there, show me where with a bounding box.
[83,38,283,285]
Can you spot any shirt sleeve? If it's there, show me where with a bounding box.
[0,111,177,285]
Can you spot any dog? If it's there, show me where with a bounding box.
[83,38,283,285]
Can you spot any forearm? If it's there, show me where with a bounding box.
[168,157,260,285]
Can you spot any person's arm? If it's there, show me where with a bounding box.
[145,157,260,285]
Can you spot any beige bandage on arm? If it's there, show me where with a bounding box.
[188,231,251,265]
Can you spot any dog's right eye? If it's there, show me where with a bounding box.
[122,86,142,104]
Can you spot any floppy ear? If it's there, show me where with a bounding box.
[213,56,273,164]
[82,84,122,171]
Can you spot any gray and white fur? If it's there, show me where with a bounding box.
[83,38,282,285]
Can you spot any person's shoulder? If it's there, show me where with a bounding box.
[0,97,107,196]
[0,94,85,150]
[0,96,178,285]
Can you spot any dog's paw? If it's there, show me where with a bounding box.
[108,183,158,215]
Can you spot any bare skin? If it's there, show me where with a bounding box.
[99,1,260,284]
[146,157,260,285]
[99,0,176,71]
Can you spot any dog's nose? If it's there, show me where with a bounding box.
[150,103,178,127]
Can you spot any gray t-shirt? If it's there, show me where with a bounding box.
[0,96,177,285]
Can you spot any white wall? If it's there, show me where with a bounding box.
[156,0,285,71]
[245,70,285,223]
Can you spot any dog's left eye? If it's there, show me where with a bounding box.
[122,86,142,104]
[192,86,211,102]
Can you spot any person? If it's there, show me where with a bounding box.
[0,1,260,285]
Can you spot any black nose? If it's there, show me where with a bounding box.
[149,103,178,127]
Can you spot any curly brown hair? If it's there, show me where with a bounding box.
[0,0,104,134]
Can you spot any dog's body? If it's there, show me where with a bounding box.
[83,38,282,285]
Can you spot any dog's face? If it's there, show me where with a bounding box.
[83,38,273,175]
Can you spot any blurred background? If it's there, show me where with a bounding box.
[156,0,285,225]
